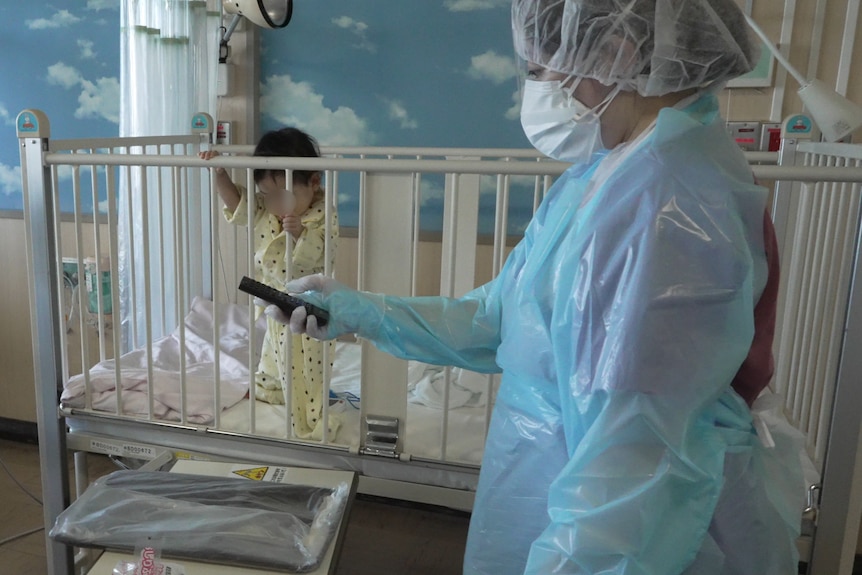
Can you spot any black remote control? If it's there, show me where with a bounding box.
[238,276,329,327]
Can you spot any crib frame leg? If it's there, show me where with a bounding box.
[20,121,75,575]
[808,203,862,575]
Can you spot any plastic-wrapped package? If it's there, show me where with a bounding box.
[50,470,349,572]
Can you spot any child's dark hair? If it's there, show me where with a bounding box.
[252,127,321,186]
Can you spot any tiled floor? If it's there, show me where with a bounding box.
[0,438,470,574]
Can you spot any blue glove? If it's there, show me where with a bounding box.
[259,274,385,341]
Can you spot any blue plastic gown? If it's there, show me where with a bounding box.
[297,94,805,574]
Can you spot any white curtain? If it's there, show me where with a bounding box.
[119,0,220,351]
[120,0,218,137]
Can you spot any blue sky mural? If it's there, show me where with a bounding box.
[0,1,120,212]
[1,1,539,232]
[259,1,525,148]
[258,1,535,233]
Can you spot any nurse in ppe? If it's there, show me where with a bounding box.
[270,0,808,573]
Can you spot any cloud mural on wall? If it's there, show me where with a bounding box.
[0,164,21,197]
[0,103,13,127]
[78,39,96,59]
[46,62,120,124]
[0,1,119,210]
[87,0,118,10]
[26,10,82,30]
[2,1,531,217]
[468,50,518,85]
[384,99,418,130]
[445,0,511,11]
[261,74,374,146]
[331,16,375,53]
[468,50,522,121]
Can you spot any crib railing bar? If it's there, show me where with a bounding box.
[491,173,509,279]
[173,165,188,427]
[209,166,223,431]
[191,146,209,306]
[49,135,199,153]
[411,168,422,297]
[122,160,138,353]
[52,165,74,391]
[437,171,462,461]
[324,170,337,279]
[796,184,830,438]
[806,179,844,463]
[156,160,167,337]
[106,165,123,428]
[284,167,296,442]
[69,165,96,411]
[41,147,862,182]
[217,144,557,160]
[138,165,156,422]
[815,183,862,466]
[240,167,255,435]
[357,168,368,291]
[46,153,571,178]
[51,166,71,388]
[531,173,544,218]
[804,182,839,455]
[817,180,848,460]
[442,172,459,299]
[782,188,814,427]
[320,177,338,446]
[487,168,510,434]
[87,161,109,363]
[798,141,862,161]
[779,188,812,429]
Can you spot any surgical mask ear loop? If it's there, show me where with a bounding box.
[561,77,623,122]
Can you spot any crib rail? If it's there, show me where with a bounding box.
[22,114,570,485]
[770,141,862,575]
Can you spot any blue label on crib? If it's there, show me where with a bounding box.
[17,112,39,133]
[786,115,812,134]
[191,114,211,132]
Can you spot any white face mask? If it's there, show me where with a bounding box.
[520,79,619,164]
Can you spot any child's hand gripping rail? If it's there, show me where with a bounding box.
[238,276,330,327]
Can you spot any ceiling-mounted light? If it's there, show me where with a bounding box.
[745,15,862,142]
[223,0,293,31]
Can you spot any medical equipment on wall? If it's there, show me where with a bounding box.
[61,256,112,334]
[745,15,862,142]
[218,0,293,96]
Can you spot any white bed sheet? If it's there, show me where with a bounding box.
[63,297,490,465]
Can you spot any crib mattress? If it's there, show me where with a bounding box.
[63,297,490,468]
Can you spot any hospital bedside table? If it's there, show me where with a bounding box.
[83,460,358,575]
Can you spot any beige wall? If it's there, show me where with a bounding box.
[0,216,115,423]
[0,218,38,422]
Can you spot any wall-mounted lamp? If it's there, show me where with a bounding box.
[745,15,862,142]
[218,1,293,95]
[223,0,293,31]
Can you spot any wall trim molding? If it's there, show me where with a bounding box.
[0,417,39,444]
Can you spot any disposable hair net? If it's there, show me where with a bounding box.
[512,0,759,96]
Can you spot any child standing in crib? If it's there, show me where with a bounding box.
[199,127,339,441]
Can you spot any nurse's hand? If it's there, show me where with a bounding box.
[255,274,345,340]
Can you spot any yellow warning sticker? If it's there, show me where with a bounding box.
[232,466,269,481]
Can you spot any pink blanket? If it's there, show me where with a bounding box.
[62,297,265,424]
